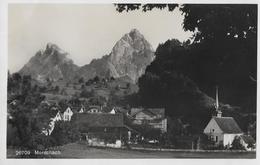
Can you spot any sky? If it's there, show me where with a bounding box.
[8,4,193,73]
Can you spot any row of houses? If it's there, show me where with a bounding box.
[41,104,168,143]
[40,88,255,151]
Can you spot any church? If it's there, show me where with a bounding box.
[203,87,243,147]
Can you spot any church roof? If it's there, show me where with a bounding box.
[213,117,243,134]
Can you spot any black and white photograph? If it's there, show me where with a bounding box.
[1,1,258,160]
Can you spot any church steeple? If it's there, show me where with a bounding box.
[215,86,222,117]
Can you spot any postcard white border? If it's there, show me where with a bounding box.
[1,0,259,165]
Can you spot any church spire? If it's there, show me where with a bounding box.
[215,86,222,117]
[216,86,219,111]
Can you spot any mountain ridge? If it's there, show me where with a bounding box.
[19,29,155,83]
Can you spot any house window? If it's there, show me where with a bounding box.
[216,136,218,142]
[210,135,214,141]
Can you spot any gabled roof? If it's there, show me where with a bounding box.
[139,109,156,117]
[72,113,124,128]
[130,108,165,118]
[213,117,243,134]
[130,108,143,116]
[114,107,128,114]
[70,106,85,113]
[147,108,165,117]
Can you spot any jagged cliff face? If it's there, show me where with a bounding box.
[76,29,155,82]
[108,29,155,82]
[19,43,79,82]
[19,29,155,83]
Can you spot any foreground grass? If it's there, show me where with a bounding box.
[7,143,256,159]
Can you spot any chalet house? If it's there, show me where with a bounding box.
[111,106,129,115]
[69,105,86,114]
[130,108,167,133]
[42,110,61,136]
[109,108,116,114]
[72,113,134,148]
[78,105,85,113]
[42,105,82,136]
[62,107,74,121]
[53,111,62,122]
[204,87,243,147]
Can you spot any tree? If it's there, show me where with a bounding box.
[13,72,22,82]
[93,76,100,83]
[115,4,257,78]
[110,76,115,81]
[115,4,256,42]
[80,89,93,98]
[50,121,80,146]
[231,136,245,150]
[130,123,162,140]
[54,85,60,93]
[7,92,47,149]
[81,84,85,89]
[78,77,84,84]
[126,82,130,89]
[60,88,67,95]
[115,4,257,117]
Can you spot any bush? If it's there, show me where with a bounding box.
[50,121,81,146]
[80,89,93,98]
[231,136,245,150]
[7,123,21,146]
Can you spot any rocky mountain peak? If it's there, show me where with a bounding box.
[76,29,155,83]
[129,28,143,40]
[46,42,58,50]
[108,29,155,82]
[19,43,78,82]
[45,42,67,56]
[19,29,155,83]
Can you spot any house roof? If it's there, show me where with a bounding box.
[72,113,124,128]
[130,108,143,116]
[130,108,165,118]
[70,106,85,113]
[240,135,255,144]
[88,105,101,111]
[114,107,128,114]
[49,109,60,118]
[147,108,165,117]
[213,117,243,134]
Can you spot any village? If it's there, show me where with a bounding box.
[33,86,255,152]
[7,71,256,155]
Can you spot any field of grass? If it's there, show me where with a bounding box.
[7,143,256,159]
